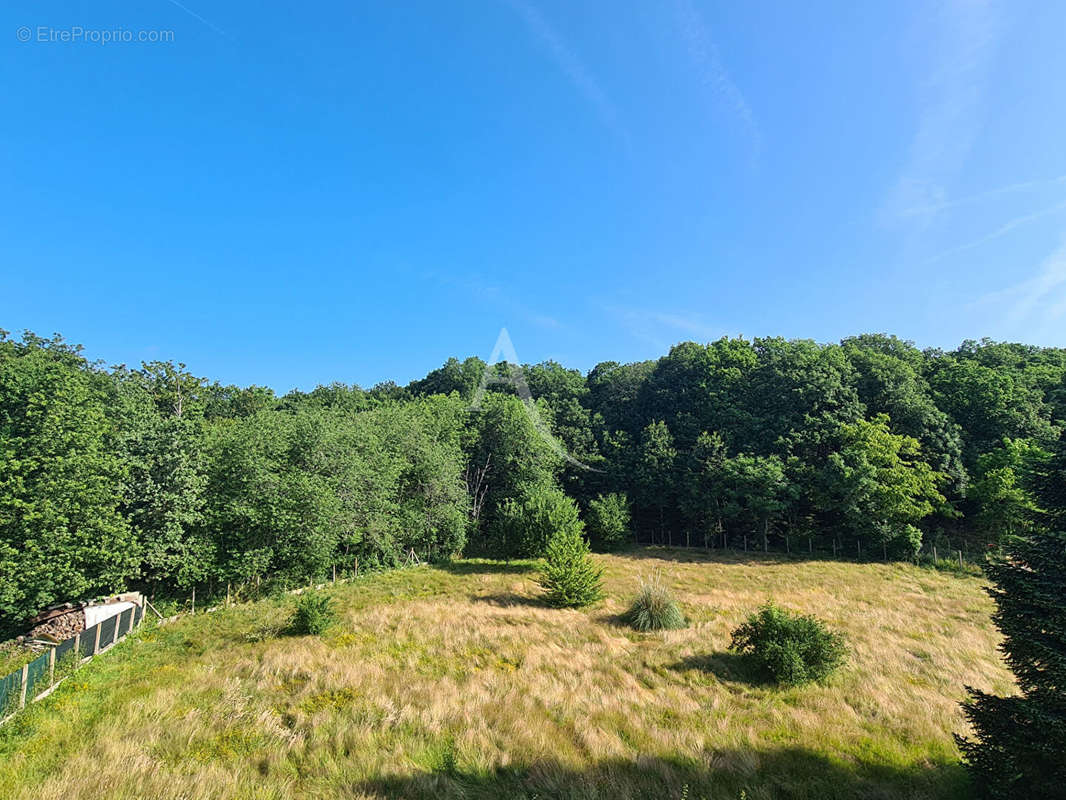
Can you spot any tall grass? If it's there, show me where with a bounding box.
[0,552,1011,800]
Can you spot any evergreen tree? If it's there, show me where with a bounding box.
[538,520,603,608]
[957,527,1066,796]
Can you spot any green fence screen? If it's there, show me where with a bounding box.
[0,669,20,716]
[24,651,51,700]
[1,603,144,721]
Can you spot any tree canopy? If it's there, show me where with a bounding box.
[1,328,1064,624]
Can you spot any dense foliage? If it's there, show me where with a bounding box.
[2,328,1065,626]
[585,492,632,551]
[289,591,335,636]
[730,602,848,686]
[956,440,1066,796]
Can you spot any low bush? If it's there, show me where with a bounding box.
[539,524,603,608]
[729,602,847,686]
[289,591,335,635]
[622,576,686,631]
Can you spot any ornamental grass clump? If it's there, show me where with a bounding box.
[729,602,847,686]
[622,575,687,631]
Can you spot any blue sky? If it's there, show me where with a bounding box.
[2,0,1065,392]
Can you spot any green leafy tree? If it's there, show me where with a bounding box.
[843,334,967,493]
[679,431,729,547]
[406,356,486,402]
[112,367,211,593]
[927,350,1060,471]
[966,438,1049,547]
[637,420,677,545]
[490,485,582,559]
[466,393,561,551]
[201,411,338,586]
[0,337,136,620]
[822,414,946,556]
[585,492,631,551]
[721,454,789,550]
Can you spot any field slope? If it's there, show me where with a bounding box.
[0,550,1012,800]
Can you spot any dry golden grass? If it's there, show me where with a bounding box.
[0,549,1012,799]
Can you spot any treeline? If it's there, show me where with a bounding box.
[1,329,1064,623]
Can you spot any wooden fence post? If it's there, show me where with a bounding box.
[18,664,29,708]
[48,646,56,688]
[73,633,81,666]
[933,546,938,562]
[191,586,196,615]
[959,550,964,568]
[93,623,102,655]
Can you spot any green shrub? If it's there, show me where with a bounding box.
[539,523,603,608]
[622,576,686,631]
[491,486,583,558]
[586,492,631,551]
[729,602,847,686]
[290,591,335,635]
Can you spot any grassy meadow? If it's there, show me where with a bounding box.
[0,549,1013,800]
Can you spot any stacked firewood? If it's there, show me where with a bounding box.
[27,607,86,643]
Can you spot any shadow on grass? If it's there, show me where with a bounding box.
[354,748,970,800]
[469,592,545,608]
[595,611,632,629]
[437,560,538,577]
[667,652,767,686]
[611,546,798,567]
[611,545,967,573]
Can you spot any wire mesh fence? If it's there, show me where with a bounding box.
[0,602,143,721]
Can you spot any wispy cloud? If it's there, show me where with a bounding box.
[422,269,564,331]
[882,0,1000,226]
[608,305,728,350]
[504,0,628,145]
[974,237,1066,334]
[673,0,760,159]
[924,199,1066,264]
[898,173,1066,218]
[160,0,229,38]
